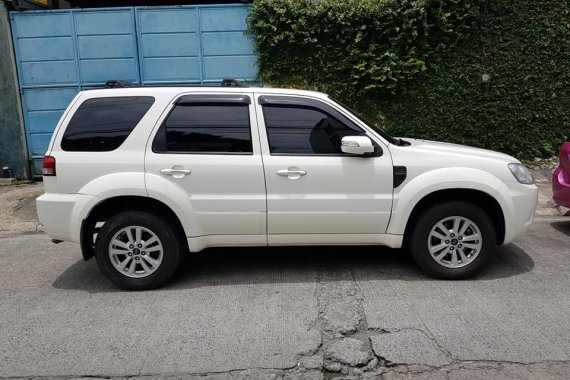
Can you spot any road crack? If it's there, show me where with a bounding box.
[303,261,379,377]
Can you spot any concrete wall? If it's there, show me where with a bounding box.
[0,2,27,178]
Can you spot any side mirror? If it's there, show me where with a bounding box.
[341,136,375,156]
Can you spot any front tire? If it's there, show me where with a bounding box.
[95,211,182,290]
[409,201,496,279]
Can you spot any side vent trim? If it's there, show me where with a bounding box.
[393,166,407,188]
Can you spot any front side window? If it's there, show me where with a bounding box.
[153,103,252,154]
[262,105,365,155]
[61,96,155,152]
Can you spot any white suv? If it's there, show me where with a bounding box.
[36,83,538,290]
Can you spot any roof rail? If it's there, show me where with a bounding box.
[102,79,251,89]
[105,80,139,88]
[221,78,249,88]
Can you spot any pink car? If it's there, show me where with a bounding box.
[553,139,570,208]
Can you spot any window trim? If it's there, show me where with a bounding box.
[152,101,254,156]
[176,94,251,105]
[259,96,382,157]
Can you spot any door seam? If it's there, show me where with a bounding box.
[252,92,269,244]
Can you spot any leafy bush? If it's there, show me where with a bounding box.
[248,0,569,159]
[248,0,479,98]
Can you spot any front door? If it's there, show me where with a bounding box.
[254,94,394,242]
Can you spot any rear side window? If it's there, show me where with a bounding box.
[153,103,252,154]
[61,96,155,152]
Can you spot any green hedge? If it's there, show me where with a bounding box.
[248,0,569,159]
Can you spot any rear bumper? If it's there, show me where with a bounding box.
[36,193,94,243]
[553,167,570,208]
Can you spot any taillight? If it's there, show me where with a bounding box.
[42,156,56,176]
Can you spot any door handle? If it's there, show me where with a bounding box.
[161,168,191,178]
[276,168,307,179]
[276,169,307,176]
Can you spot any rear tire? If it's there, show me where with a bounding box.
[95,211,182,290]
[409,201,496,279]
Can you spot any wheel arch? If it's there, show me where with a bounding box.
[403,189,506,246]
[80,196,188,261]
[387,167,514,246]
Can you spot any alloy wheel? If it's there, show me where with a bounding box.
[427,216,483,268]
[108,226,164,278]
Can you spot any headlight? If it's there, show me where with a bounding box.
[508,163,534,184]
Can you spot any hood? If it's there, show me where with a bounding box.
[401,138,518,163]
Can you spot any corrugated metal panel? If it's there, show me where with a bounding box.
[10,4,258,174]
[75,9,140,84]
[136,5,257,85]
[199,6,257,81]
[11,11,76,175]
[137,7,201,83]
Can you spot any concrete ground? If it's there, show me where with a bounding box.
[0,171,569,379]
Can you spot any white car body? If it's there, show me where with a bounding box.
[36,86,537,286]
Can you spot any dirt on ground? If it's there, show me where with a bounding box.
[0,181,44,235]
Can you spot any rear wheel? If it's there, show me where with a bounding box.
[95,211,182,290]
[409,201,496,279]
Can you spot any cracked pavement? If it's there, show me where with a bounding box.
[0,183,569,379]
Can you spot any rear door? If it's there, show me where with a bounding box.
[145,92,267,237]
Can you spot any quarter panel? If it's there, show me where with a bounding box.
[77,172,147,197]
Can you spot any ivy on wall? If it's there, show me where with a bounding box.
[248,0,569,159]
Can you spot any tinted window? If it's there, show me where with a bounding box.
[61,96,154,152]
[155,104,252,154]
[263,105,365,154]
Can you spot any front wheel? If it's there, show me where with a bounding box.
[409,201,496,279]
[95,211,182,290]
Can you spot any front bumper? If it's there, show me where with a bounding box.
[502,183,538,245]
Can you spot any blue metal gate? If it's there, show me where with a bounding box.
[10,5,258,174]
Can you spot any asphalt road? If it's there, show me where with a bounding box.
[0,218,569,379]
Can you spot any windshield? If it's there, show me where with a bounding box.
[328,96,399,145]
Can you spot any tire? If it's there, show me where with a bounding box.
[409,201,496,279]
[95,211,182,290]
